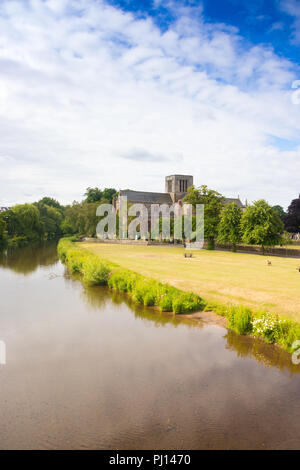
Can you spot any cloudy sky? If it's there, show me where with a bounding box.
[1,0,300,208]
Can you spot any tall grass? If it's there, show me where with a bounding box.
[226,306,253,335]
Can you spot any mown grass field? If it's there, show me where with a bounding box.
[80,243,300,322]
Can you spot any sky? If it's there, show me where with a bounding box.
[1,0,300,208]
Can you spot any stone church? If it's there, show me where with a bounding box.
[115,174,245,212]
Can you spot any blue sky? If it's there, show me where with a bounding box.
[107,0,300,62]
[0,0,300,207]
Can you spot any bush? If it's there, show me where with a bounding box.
[65,249,88,274]
[159,295,173,312]
[172,292,205,314]
[143,291,156,306]
[227,306,253,335]
[82,259,111,286]
[252,313,282,343]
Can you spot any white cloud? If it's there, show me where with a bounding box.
[280,0,300,44]
[0,0,299,208]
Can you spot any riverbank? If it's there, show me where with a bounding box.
[80,241,300,321]
[58,238,300,354]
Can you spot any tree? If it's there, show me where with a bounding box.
[5,204,44,242]
[272,205,286,220]
[218,202,242,252]
[37,203,63,238]
[0,209,20,237]
[38,197,64,213]
[102,188,117,204]
[184,185,225,249]
[241,200,284,253]
[0,217,6,245]
[84,187,103,203]
[62,201,100,237]
[84,187,117,204]
[284,195,300,233]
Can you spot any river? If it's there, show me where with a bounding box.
[0,242,300,449]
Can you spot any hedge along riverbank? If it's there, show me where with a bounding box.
[58,238,205,314]
[58,238,300,354]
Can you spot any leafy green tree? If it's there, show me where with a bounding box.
[241,200,284,253]
[102,188,117,204]
[218,202,242,252]
[84,187,103,203]
[62,201,100,237]
[38,197,64,213]
[84,187,117,204]
[184,185,225,249]
[13,204,43,241]
[272,205,286,220]
[37,203,63,238]
[0,210,20,237]
[0,217,6,245]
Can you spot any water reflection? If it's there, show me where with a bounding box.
[0,241,58,275]
[62,260,300,375]
[1,241,299,376]
[1,242,300,449]
[225,330,299,375]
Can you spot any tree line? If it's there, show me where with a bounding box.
[1,184,300,250]
[0,188,117,247]
[183,185,294,252]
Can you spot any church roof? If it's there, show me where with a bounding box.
[225,198,244,207]
[119,190,244,207]
[120,190,173,205]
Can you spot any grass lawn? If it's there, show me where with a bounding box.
[80,243,300,322]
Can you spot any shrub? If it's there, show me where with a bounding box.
[159,295,173,312]
[252,313,282,343]
[143,291,156,306]
[172,292,204,314]
[82,258,111,286]
[227,306,253,335]
[65,249,88,274]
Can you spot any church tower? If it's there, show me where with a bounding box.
[165,174,193,202]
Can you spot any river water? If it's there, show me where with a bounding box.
[0,242,300,449]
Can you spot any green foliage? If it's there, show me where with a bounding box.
[184,184,225,249]
[84,187,104,203]
[272,205,286,220]
[57,239,205,314]
[252,312,286,344]
[57,239,300,354]
[227,306,253,335]
[37,197,64,213]
[279,231,292,246]
[203,302,230,316]
[11,204,43,242]
[172,292,204,314]
[159,295,173,312]
[82,259,111,285]
[36,202,63,239]
[241,199,284,251]
[84,187,117,204]
[218,202,242,251]
[62,201,100,237]
[0,217,7,243]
